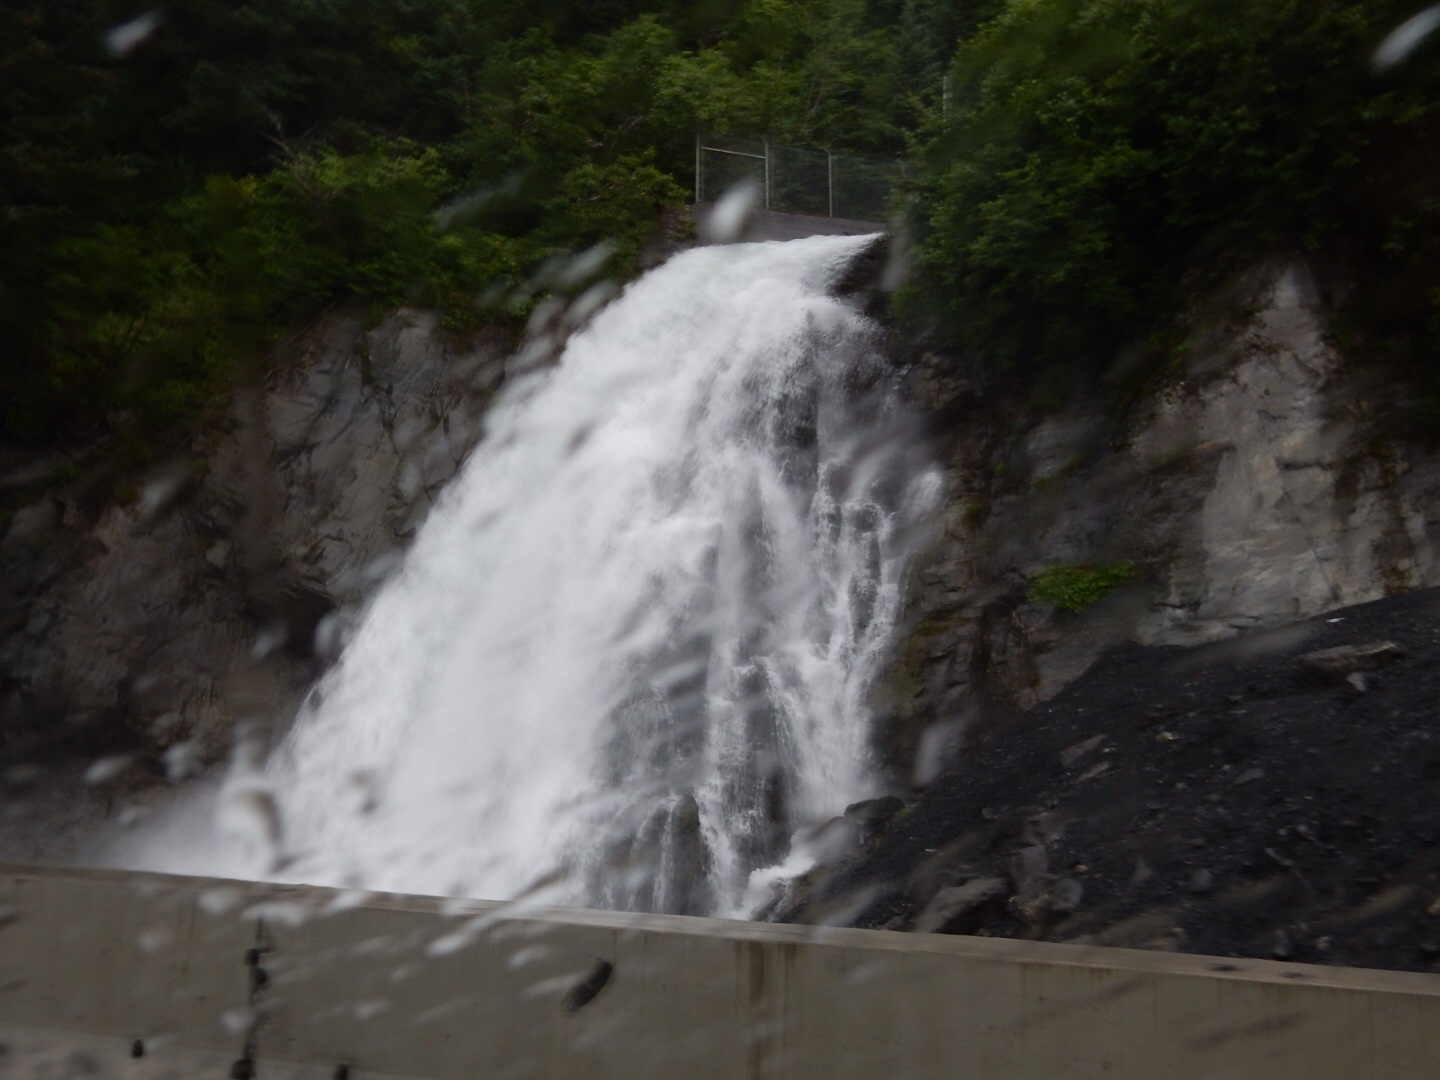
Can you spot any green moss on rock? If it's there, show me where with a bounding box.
[1026,562,1139,613]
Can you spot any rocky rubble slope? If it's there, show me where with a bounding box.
[789,586,1440,974]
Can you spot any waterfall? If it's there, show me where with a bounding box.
[247,235,937,916]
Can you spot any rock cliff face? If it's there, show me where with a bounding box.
[0,310,507,852]
[881,257,1440,782]
[4,250,1438,856]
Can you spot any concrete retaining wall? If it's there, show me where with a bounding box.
[3,863,1439,1078]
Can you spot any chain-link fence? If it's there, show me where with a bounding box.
[694,135,897,222]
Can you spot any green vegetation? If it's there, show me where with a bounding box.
[1,0,953,448]
[1026,561,1139,612]
[6,0,1440,452]
[904,0,1440,391]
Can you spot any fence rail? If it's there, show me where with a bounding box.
[695,134,897,222]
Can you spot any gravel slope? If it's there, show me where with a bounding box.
[786,587,1440,973]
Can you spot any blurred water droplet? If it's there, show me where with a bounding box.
[507,333,558,375]
[702,178,762,244]
[220,785,282,866]
[388,962,421,983]
[432,189,494,232]
[428,915,489,956]
[220,1007,255,1036]
[243,900,311,928]
[3,764,41,787]
[398,461,423,502]
[136,463,188,521]
[475,281,512,311]
[414,1001,469,1026]
[313,612,347,660]
[359,553,403,589]
[556,242,617,287]
[105,11,161,57]
[840,959,889,986]
[84,755,135,785]
[525,297,565,338]
[136,926,174,954]
[563,281,620,330]
[506,944,553,970]
[878,240,910,292]
[521,972,588,1001]
[219,740,285,873]
[913,720,962,786]
[438,897,483,917]
[199,887,241,915]
[1375,6,1440,69]
[347,769,381,816]
[251,625,287,659]
[115,804,147,828]
[324,889,372,914]
[162,741,200,781]
[512,867,569,903]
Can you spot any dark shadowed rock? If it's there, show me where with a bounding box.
[785,586,1440,975]
[843,795,905,845]
[1299,641,1403,679]
[912,877,1008,934]
[1050,877,1085,915]
[1060,734,1106,770]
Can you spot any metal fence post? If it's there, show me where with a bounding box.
[763,140,771,211]
[690,135,892,221]
[827,151,834,219]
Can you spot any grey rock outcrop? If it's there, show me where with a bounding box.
[882,256,1440,781]
[0,309,507,798]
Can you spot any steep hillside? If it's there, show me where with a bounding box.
[786,586,1440,975]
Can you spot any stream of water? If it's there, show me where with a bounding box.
[129,234,938,917]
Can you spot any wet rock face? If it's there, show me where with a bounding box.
[0,310,508,799]
[880,256,1440,783]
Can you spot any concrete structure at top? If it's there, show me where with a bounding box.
[690,203,885,243]
[3,863,1440,1078]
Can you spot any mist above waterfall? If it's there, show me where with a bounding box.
[120,235,939,917]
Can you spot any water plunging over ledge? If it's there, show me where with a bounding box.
[133,234,939,917]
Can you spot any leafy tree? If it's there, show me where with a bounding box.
[0,0,945,447]
[905,0,1440,384]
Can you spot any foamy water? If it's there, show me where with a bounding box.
[116,235,938,916]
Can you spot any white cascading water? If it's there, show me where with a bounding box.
[230,234,937,916]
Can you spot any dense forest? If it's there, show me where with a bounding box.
[2,0,1438,451]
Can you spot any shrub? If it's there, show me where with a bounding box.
[1026,561,1139,612]
[906,0,1440,381]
